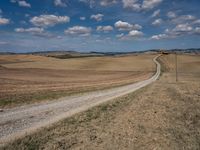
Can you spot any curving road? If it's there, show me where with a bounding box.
[0,55,161,146]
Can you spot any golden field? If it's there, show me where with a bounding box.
[0,54,155,107]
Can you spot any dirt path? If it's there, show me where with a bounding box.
[0,56,161,146]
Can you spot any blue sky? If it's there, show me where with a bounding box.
[0,0,200,52]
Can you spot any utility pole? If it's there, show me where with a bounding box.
[175,52,178,82]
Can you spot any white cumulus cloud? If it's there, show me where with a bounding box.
[15,27,44,33]
[54,0,67,7]
[0,17,10,25]
[96,25,113,32]
[122,0,141,11]
[152,23,196,40]
[167,11,176,18]
[80,16,86,20]
[18,0,31,7]
[128,30,143,37]
[79,0,95,8]
[122,0,163,11]
[152,18,163,26]
[151,9,160,18]
[65,26,92,36]
[11,0,31,8]
[30,15,70,27]
[114,20,142,31]
[192,19,200,25]
[90,14,104,21]
[173,23,193,32]
[80,0,117,7]
[100,0,117,6]
[171,15,196,24]
[14,27,55,38]
[151,34,167,40]
[142,0,162,10]
[117,30,143,40]
[194,27,200,34]
[116,33,125,38]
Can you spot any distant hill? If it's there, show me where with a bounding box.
[149,48,200,54]
[0,48,199,56]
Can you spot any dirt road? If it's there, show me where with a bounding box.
[0,56,160,146]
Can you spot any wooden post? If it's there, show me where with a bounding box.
[175,52,178,82]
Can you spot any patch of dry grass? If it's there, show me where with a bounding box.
[0,54,155,108]
[0,54,155,71]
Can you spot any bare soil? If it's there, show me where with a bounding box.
[2,54,200,150]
